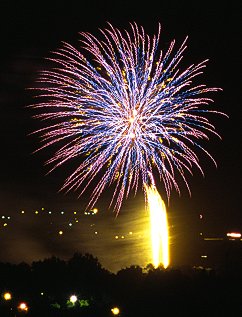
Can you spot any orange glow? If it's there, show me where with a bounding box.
[18,302,28,311]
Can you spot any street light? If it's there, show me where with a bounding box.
[3,292,12,301]
[111,306,120,315]
[69,295,78,304]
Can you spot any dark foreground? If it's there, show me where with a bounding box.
[0,253,241,317]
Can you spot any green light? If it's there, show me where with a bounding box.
[79,299,89,307]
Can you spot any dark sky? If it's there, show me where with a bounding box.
[0,0,241,271]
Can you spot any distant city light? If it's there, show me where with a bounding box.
[3,292,12,300]
[84,208,98,216]
[204,233,242,241]
[226,232,241,238]
[111,307,120,315]
[201,255,208,258]
[58,231,63,235]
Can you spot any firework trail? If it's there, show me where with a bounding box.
[145,183,169,268]
[31,23,225,214]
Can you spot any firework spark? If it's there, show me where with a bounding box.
[31,22,225,213]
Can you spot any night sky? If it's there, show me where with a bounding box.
[0,0,241,272]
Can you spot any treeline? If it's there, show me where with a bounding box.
[0,253,241,316]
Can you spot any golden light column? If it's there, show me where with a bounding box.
[145,184,170,268]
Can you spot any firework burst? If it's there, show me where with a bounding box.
[31,23,225,213]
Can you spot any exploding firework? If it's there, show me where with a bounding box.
[31,22,225,214]
[31,23,227,268]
